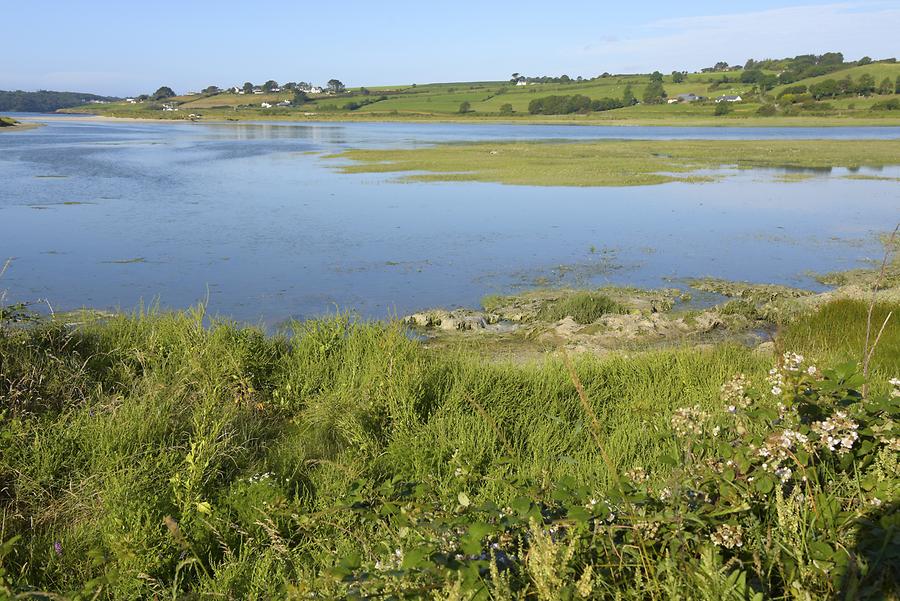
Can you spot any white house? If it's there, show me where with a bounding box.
[125,98,137,104]
[309,86,324,94]
[715,95,742,103]
[261,102,272,108]
[516,80,527,86]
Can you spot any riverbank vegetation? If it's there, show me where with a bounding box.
[331,139,900,187]
[2,239,899,598]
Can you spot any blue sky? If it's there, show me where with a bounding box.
[2,1,898,96]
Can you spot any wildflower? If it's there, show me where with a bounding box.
[774,466,792,482]
[890,377,900,397]
[635,520,660,539]
[720,374,752,409]
[782,352,804,372]
[658,487,672,501]
[625,467,648,484]
[812,411,859,454]
[710,524,744,549]
[671,405,708,437]
[807,365,817,376]
[54,541,63,557]
[771,386,782,396]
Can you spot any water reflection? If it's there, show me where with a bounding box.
[1,116,898,326]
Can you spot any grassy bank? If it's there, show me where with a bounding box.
[0,294,898,598]
[331,139,900,186]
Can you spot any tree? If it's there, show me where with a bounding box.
[671,71,685,83]
[152,86,175,100]
[499,103,514,116]
[293,90,309,105]
[327,79,346,94]
[458,101,471,113]
[202,86,220,95]
[649,71,664,83]
[857,56,873,66]
[282,82,297,91]
[242,82,254,94]
[878,78,894,95]
[510,73,521,83]
[360,87,371,96]
[263,80,279,92]
[642,81,667,104]
[623,84,636,105]
[714,102,732,116]
[856,74,876,96]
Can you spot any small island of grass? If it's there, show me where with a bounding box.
[331,138,900,187]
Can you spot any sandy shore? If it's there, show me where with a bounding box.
[0,121,43,132]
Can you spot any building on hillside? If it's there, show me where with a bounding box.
[125,98,137,104]
[161,103,179,111]
[276,100,292,107]
[677,93,704,102]
[516,80,528,86]
[261,102,272,108]
[715,95,742,103]
[253,88,264,94]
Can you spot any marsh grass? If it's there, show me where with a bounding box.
[0,296,897,598]
[332,139,900,187]
[535,291,626,324]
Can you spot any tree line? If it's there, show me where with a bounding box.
[0,90,119,112]
[775,75,900,101]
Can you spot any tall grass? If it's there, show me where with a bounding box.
[0,298,897,598]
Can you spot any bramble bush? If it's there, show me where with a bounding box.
[304,353,898,599]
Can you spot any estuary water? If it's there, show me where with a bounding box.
[1,115,898,325]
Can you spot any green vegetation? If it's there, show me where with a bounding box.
[0,116,18,127]
[1,286,897,598]
[332,139,900,187]
[63,54,900,126]
[0,90,119,112]
[535,291,625,324]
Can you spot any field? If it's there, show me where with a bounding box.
[332,139,900,186]
[2,250,899,598]
[63,62,900,126]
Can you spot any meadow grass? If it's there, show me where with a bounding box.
[0,294,897,598]
[331,138,900,187]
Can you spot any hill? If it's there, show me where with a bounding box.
[0,90,120,113]
[63,53,900,125]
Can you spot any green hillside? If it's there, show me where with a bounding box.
[65,57,900,125]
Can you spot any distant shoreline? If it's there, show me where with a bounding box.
[35,111,900,129]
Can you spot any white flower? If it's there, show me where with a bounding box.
[807,366,817,375]
[771,386,782,396]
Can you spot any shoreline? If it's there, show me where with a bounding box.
[30,111,900,129]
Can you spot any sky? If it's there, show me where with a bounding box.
[2,1,899,96]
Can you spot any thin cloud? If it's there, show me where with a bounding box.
[578,2,900,72]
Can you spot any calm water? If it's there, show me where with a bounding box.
[1,115,898,325]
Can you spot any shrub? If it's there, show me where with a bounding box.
[498,103,514,116]
[714,102,733,116]
[756,104,777,116]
